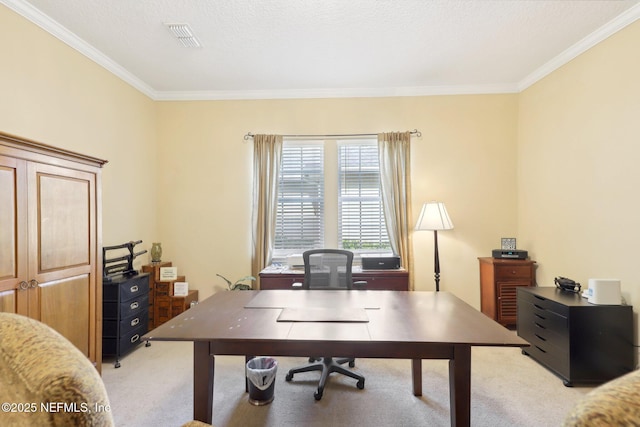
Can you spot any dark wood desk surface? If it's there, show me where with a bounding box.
[144,290,527,426]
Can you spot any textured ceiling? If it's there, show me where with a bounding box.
[3,0,640,100]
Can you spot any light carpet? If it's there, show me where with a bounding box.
[102,339,592,427]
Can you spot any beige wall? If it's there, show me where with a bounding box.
[155,96,519,304]
[518,20,640,345]
[0,5,158,262]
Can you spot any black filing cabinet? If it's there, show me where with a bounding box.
[517,286,634,386]
[103,273,150,367]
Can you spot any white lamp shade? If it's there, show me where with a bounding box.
[415,202,454,231]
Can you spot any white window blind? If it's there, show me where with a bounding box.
[338,141,390,251]
[274,141,324,252]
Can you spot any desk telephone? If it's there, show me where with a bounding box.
[554,276,581,293]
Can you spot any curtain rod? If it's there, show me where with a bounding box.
[243,129,421,141]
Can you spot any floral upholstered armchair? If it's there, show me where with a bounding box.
[0,312,210,427]
[0,312,114,426]
[564,369,640,426]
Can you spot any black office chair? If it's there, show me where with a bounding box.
[285,249,366,400]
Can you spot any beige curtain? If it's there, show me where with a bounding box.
[378,131,414,290]
[251,134,283,288]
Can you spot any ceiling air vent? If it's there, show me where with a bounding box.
[164,23,201,48]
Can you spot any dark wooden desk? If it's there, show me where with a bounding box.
[144,290,527,427]
[259,265,409,290]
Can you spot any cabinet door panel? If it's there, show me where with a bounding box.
[39,275,90,355]
[497,282,530,324]
[0,290,17,313]
[0,156,27,313]
[0,164,17,281]
[27,162,97,361]
[28,163,96,282]
[37,173,91,272]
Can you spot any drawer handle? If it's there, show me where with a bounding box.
[534,345,547,353]
[130,317,140,327]
[130,334,140,343]
[534,313,546,320]
[534,304,544,310]
[130,301,139,310]
[130,285,139,293]
[535,322,546,329]
[534,295,545,301]
[535,333,546,341]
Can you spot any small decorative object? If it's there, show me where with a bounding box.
[160,266,178,281]
[102,240,147,281]
[501,238,517,250]
[150,242,163,262]
[216,274,256,290]
[174,281,189,296]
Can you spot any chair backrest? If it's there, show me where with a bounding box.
[302,249,354,289]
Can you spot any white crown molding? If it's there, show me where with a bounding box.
[154,84,520,101]
[1,0,157,99]
[518,3,640,91]
[3,0,639,101]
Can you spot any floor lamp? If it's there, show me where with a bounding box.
[415,202,454,292]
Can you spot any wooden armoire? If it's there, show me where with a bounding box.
[0,132,107,371]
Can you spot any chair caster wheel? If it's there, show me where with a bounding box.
[285,373,293,382]
[357,379,365,389]
[314,389,323,400]
[349,360,355,368]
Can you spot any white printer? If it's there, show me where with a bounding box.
[585,278,622,305]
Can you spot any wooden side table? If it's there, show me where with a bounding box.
[478,257,536,327]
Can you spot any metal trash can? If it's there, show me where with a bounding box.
[246,356,278,405]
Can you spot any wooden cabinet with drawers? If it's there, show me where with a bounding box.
[517,286,633,386]
[103,273,150,367]
[479,257,536,327]
[171,290,199,317]
[141,262,198,329]
[141,261,170,329]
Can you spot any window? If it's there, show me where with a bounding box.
[274,139,390,259]
[274,141,324,251]
[338,141,390,250]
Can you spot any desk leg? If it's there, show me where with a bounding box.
[411,359,422,396]
[193,341,214,424]
[448,345,471,427]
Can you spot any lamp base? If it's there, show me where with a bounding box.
[433,230,441,292]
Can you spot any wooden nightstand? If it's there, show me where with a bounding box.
[478,257,536,327]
